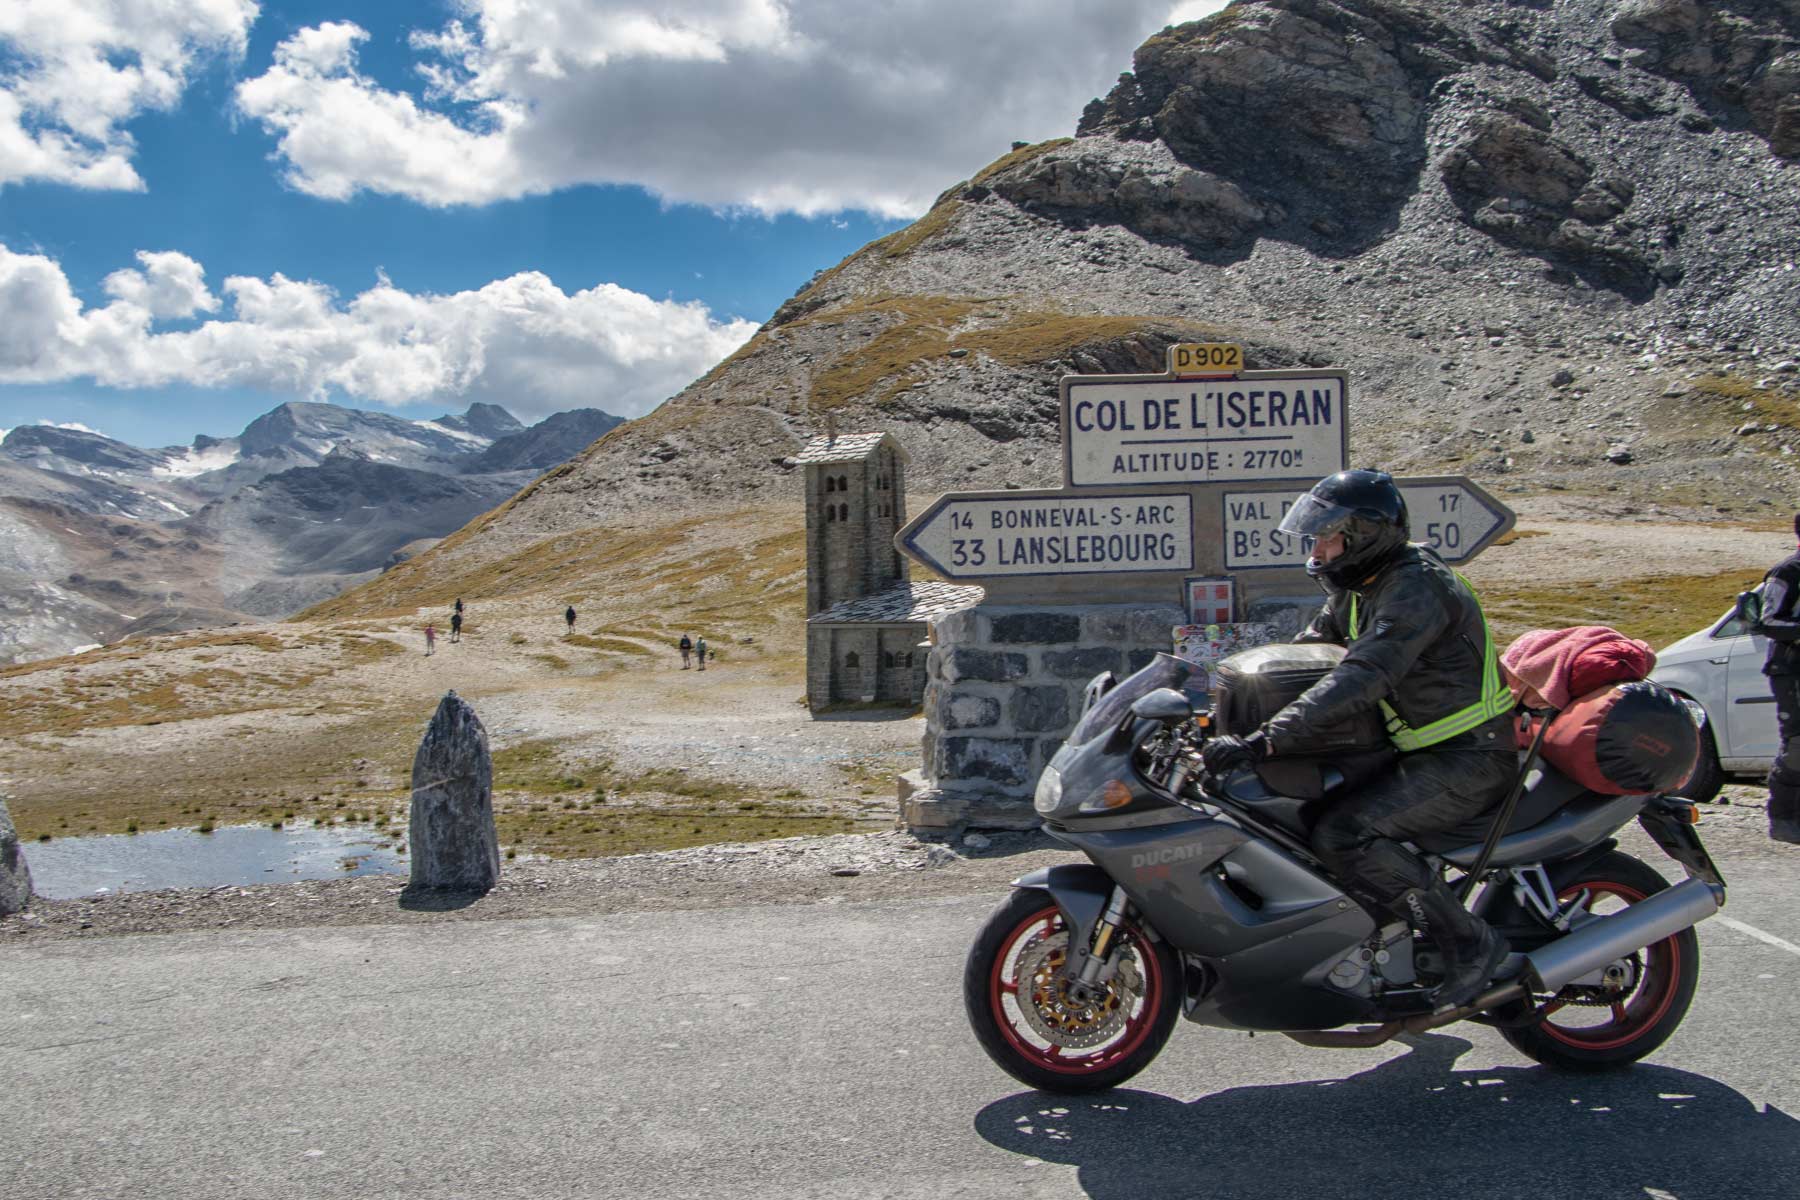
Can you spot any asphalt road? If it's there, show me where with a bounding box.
[4,857,1798,1199]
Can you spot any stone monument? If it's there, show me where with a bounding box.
[0,795,32,915]
[409,691,501,891]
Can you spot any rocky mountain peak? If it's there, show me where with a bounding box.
[1,424,164,474]
[434,403,525,441]
[431,0,1797,565]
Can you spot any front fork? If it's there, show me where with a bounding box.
[1066,885,1133,1004]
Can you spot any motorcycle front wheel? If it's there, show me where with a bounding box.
[1498,850,1701,1071]
[963,887,1180,1093]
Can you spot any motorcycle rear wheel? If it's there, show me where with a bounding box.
[963,887,1180,1093]
[1498,851,1700,1071]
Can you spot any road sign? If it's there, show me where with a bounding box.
[1062,369,1348,488]
[1168,343,1243,376]
[896,490,1193,580]
[1222,476,1515,570]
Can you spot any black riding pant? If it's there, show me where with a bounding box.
[1768,674,1800,823]
[1310,718,1516,912]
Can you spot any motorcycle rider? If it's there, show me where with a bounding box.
[1201,469,1517,1009]
[1751,512,1800,844]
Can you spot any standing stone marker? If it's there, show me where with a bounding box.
[0,795,33,915]
[409,691,501,891]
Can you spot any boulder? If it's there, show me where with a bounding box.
[1439,114,1658,297]
[984,144,1271,248]
[408,691,501,891]
[0,796,32,916]
[1611,0,1800,158]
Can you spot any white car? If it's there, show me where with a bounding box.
[1649,599,1778,802]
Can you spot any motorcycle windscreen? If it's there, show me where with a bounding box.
[1068,653,1200,744]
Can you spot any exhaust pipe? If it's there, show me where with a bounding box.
[1525,876,1722,994]
[1285,878,1721,1050]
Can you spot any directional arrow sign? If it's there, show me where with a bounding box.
[1222,476,1515,570]
[897,490,1193,580]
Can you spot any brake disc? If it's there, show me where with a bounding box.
[1013,930,1144,1049]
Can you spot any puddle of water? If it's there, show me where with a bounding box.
[23,823,410,900]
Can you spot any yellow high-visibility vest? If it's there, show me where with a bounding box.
[1346,573,1514,751]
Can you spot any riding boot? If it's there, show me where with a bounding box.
[1400,879,1509,1011]
[1770,779,1800,844]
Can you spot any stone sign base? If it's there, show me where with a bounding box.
[899,595,1319,835]
[897,769,1039,832]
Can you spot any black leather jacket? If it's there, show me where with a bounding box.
[1755,548,1800,676]
[1263,543,1503,753]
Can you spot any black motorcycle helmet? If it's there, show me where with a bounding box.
[1278,469,1409,587]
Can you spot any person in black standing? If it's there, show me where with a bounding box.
[565,605,577,636]
[450,609,463,643]
[1752,512,1800,843]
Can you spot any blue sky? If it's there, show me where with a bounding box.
[0,0,1220,448]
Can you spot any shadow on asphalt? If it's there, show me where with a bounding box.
[973,1033,1800,1198]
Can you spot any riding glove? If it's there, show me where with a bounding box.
[1202,732,1270,774]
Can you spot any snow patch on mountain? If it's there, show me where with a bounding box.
[414,420,492,447]
[152,442,241,478]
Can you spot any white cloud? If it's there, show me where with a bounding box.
[0,0,259,190]
[43,421,104,434]
[236,1,1209,218]
[0,243,757,421]
[103,251,220,320]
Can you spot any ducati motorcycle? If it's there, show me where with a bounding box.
[963,653,1726,1092]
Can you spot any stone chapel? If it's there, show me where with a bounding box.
[800,431,980,710]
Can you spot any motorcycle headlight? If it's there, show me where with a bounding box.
[1034,766,1064,815]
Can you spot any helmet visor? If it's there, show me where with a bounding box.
[1277,492,1359,538]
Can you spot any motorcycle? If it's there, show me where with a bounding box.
[963,653,1726,1092]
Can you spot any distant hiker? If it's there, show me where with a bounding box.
[450,611,463,643]
[424,623,437,656]
[679,633,693,668]
[564,605,577,635]
[453,597,464,617]
[696,636,708,670]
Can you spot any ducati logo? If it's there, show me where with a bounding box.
[1130,843,1203,869]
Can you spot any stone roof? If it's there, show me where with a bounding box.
[794,431,910,465]
[807,581,984,626]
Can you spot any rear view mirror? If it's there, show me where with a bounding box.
[1131,688,1193,723]
[1735,587,1764,626]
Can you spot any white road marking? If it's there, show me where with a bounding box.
[1716,915,1800,958]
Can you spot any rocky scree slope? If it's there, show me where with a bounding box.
[326,0,1800,612]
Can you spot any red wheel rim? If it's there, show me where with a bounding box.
[1537,880,1684,1052]
[987,903,1166,1076]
